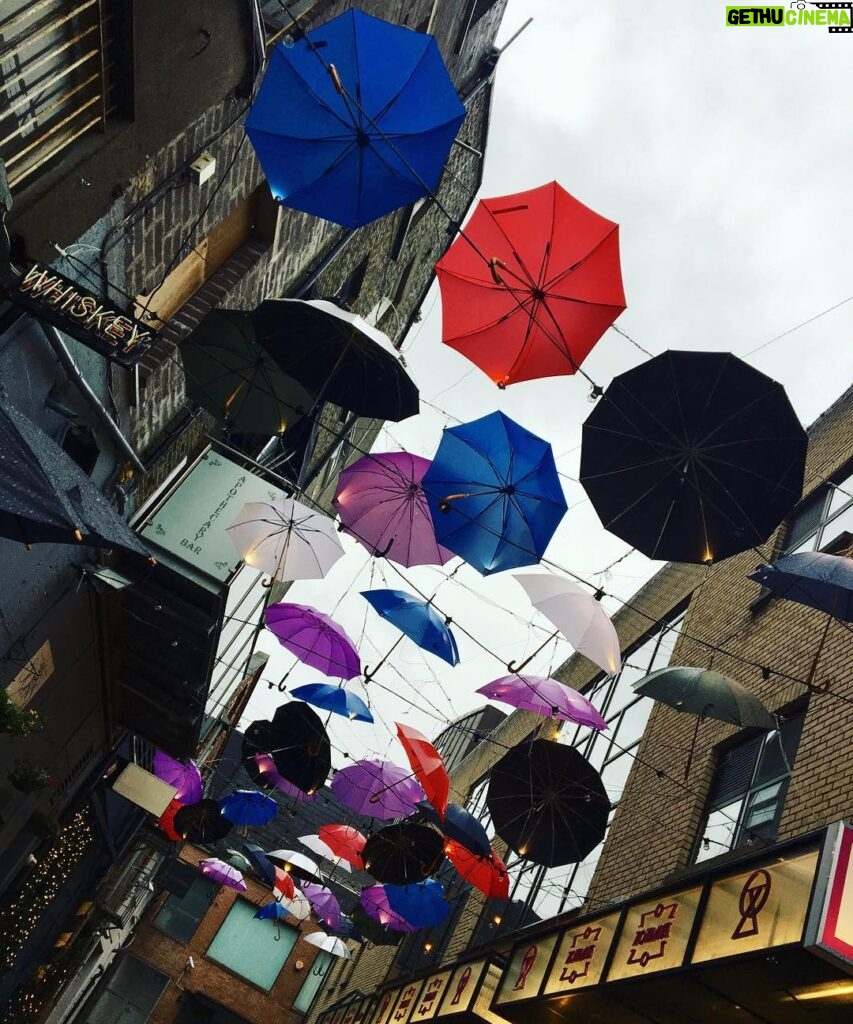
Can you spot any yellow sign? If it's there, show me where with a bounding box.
[389,981,423,1024]
[370,989,400,1024]
[494,934,558,1004]
[543,912,621,994]
[437,960,487,1016]
[692,850,818,964]
[411,971,452,1021]
[7,639,54,706]
[608,886,702,981]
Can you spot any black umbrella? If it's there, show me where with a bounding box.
[361,822,445,885]
[350,904,401,946]
[252,299,419,422]
[0,398,150,556]
[633,666,775,730]
[487,740,609,868]
[579,351,807,564]
[180,308,315,435]
[173,799,233,843]
[269,701,331,795]
[320,915,364,943]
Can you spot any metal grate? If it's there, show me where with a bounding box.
[0,0,126,190]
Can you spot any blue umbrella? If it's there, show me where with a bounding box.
[417,801,492,859]
[361,589,460,666]
[384,880,451,929]
[749,551,853,621]
[220,790,278,828]
[255,901,292,921]
[243,843,277,885]
[422,412,568,575]
[245,10,465,228]
[320,915,364,943]
[289,684,373,723]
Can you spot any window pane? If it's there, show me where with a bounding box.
[740,781,785,841]
[84,955,169,1024]
[828,473,853,516]
[610,698,653,753]
[600,753,633,798]
[695,800,743,863]
[207,899,297,990]
[293,952,332,1013]
[155,877,215,944]
[821,502,853,550]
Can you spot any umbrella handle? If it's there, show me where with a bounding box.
[489,257,507,285]
[373,537,394,558]
[328,63,344,95]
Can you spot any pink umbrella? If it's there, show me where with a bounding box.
[264,603,361,679]
[199,858,247,892]
[330,760,425,820]
[476,675,608,730]
[359,885,418,932]
[301,881,342,930]
[333,451,453,567]
[152,751,203,804]
[253,754,317,802]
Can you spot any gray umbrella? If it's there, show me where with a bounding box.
[0,397,150,557]
[634,666,775,730]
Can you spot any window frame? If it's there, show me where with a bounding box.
[153,874,217,944]
[205,897,299,991]
[782,466,853,555]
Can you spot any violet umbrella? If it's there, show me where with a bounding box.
[264,602,361,679]
[359,885,418,932]
[330,759,425,820]
[476,676,608,730]
[301,881,343,930]
[333,451,453,568]
[199,858,247,892]
[152,751,203,805]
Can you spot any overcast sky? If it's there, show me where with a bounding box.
[243,1,853,766]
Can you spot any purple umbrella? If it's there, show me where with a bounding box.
[359,885,418,932]
[264,602,361,680]
[476,675,608,730]
[199,858,247,892]
[301,880,342,930]
[252,754,317,802]
[152,751,203,804]
[333,452,454,568]
[330,760,425,820]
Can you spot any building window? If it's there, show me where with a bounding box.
[783,468,853,555]
[260,0,323,47]
[82,954,169,1024]
[292,952,333,1014]
[206,898,298,990]
[693,707,806,864]
[334,256,370,312]
[154,875,216,944]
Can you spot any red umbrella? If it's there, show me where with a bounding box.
[396,723,449,818]
[435,181,626,387]
[273,866,296,901]
[444,839,510,900]
[158,798,183,841]
[318,824,367,870]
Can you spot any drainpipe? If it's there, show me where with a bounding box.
[39,323,146,474]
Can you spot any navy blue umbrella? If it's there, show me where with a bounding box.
[243,842,277,886]
[422,412,568,575]
[245,10,465,228]
[289,683,374,722]
[417,801,492,859]
[362,589,459,666]
[384,880,451,929]
[749,551,853,621]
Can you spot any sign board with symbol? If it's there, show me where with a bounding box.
[607,886,702,981]
[493,935,558,1005]
[542,912,621,995]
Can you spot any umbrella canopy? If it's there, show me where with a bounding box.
[173,800,232,843]
[242,842,277,886]
[274,866,297,902]
[303,932,351,959]
[152,751,203,805]
[268,702,332,794]
[227,498,344,582]
[362,822,445,884]
[359,886,418,933]
[276,889,312,921]
[289,683,373,723]
[749,551,853,621]
[320,915,364,942]
[268,849,323,884]
[245,9,465,228]
[580,351,808,564]
[301,881,342,930]
[417,801,492,859]
[158,798,183,841]
[476,675,607,730]
[252,299,418,422]
[299,834,352,873]
[487,740,609,867]
[0,397,151,556]
[330,760,425,820]
[333,451,453,567]
[435,181,626,387]
[219,790,278,828]
[423,411,567,575]
[223,849,254,874]
[444,840,509,900]
[255,901,292,921]
[199,858,247,892]
[265,602,361,680]
[384,880,450,929]
[634,667,775,729]
[246,752,317,802]
[318,824,366,870]
[514,573,622,674]
[363,590,460,666]
[396,723,450,818]
[180,308,314,434]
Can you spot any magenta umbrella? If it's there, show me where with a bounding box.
[199,858,247,892]
[301,880,342,930]
[359,885,418,932]
[330,760,425,820]
[333,451,453,568]
[153,750,203,804]
[476,675,608,730]
[252,755,317,803]
[264,603,361,679]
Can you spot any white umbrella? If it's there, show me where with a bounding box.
[303,932,351,959]
[227,497,345,582]
[276,887,311,921]
[514,573,622,675]
[268,849,323,882]
[299,834,352,873]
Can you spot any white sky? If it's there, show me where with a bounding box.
[243,1,853,767]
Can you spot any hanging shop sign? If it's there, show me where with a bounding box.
[9,262,155,367]
[806,822,853,967]
[410,971,453,1021]
[542,911,621,995]
[608,885,702,981]
[493,933,559,1006]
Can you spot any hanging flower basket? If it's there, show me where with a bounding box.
[8,759,51,793]
[0,691,43,737]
